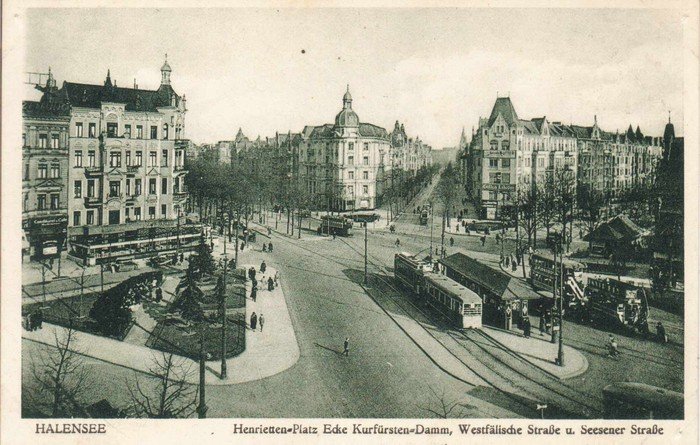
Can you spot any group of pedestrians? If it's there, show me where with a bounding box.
[261,242,274,252]
[23,309,44,331]
[250,312,265,332]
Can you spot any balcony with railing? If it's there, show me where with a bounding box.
[84,196,101,207]
[84,166,104,176]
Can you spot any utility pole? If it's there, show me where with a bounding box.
[197,322,208,418]
[176,204,181,258]
[550,238,557,344]
[79,265,86,318]
[234,212,240,269]
[364,222,368,285]
[40,261,48,307]
[557,236,565,366]
[100,263,105,293]
[429,201,434,260]
[220,216,228,379]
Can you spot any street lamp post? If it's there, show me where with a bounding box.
[220,212,228,380]
[364,222,368,285]
[557,236,565,366]
[197,322,208,418]
[175,204,181,259]
[429,201,434,260]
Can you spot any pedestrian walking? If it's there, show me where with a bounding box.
[260,260,267,274]
[156,287,163,303]
[450,237,455,247]
[395,238,400,247]
[259,314,265,332]
[545,310,552,334]
[262,243,267,252]
[342,337,349,356]
[250,312,258,330]
[251,285,257,302]
[241,241,246,251]
[505,255,511,267]
[505,305,513,330]
[481,235,486,246]
[274,270,280,287]
[35,309,44,330]
[539,313,545,335]
[523,317,531,338]
[268,277,274,291]
[26,313,33,331]
[656,322,668,343]
[268,242,273,252]
[268,227,272,236]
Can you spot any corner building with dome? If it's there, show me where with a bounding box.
[298,86,392,211]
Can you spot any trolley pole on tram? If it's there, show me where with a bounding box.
[364,222,368,285]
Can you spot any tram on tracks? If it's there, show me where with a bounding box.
[394,253,482,329]
[585,277,649,331]
[317,215,353,236]
[530,251,586,314]
[603,383,683,419]
[419,210,429,225]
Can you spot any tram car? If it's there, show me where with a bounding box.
[603,383,683,419]
[419,209,429,225]
[530,251,586,312]
[317,215,353,236]
[585,277,649,331]
[394,253,482,329]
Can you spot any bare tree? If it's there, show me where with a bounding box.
[418,386,476,419]
[538,173,557,238]
[553,167,576,251]
[127,352,199,418]
[516,179,538,248]
[29,325,93,417]
[576,183,605,251]
[435,163,459,257]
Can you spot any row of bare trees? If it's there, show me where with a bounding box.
[26,325,199,418]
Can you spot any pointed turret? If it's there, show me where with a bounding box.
[161,54,172,85]
[635,125,644,141]
[104,69,112,88]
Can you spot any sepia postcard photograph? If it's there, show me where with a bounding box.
[1,1,698,444]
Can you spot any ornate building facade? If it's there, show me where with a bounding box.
[22,70,71,262]
[25,58,196,264]
[298,86,391,211]
[466,96,663,219]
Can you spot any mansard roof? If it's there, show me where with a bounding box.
[59,80,180,112]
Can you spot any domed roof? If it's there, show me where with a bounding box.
[161,54,172,72]
[335,85,359,127]
[335,109,359,127]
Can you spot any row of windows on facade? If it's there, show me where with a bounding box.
[73,177,183,199]
[29,163,61,179]
[72,149,184,168]
[73,122,180,140]
[308,141,372,156]
[305,182,370,197]
[70,205,171,226]
[25,193,61,211]
[305,154,372,165]
[24,133,61,149]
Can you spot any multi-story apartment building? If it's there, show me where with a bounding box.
[467,96,663,219]
[22,70,71,262]
[25,58,196,264]
[298,86,391,211]
[388,121,433,176]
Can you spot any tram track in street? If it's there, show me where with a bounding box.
[334,236,603,418]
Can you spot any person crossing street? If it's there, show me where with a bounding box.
[342,337,350,356]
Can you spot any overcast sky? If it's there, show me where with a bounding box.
[25,8,684,148]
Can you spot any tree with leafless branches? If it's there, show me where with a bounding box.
[418,385,476,419]
[28,325,93,417]
[126,352,198,418]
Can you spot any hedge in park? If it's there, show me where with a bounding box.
[89,271,164,338]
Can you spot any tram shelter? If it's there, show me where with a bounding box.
[440,252,540,329]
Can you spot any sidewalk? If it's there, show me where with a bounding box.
[22,264,300,386]
[482,326,589,380]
